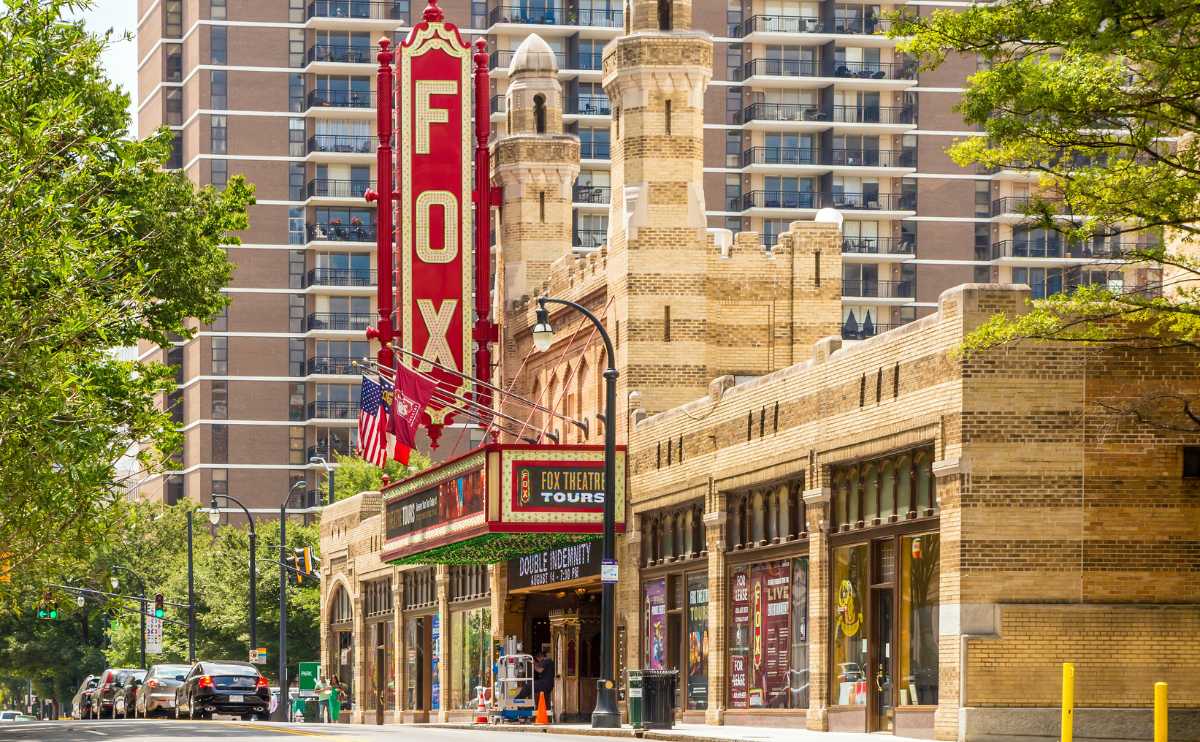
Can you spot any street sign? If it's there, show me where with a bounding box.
[250,647,267,665]
[601,560,619,584]
[298,661,320,695]
[146,616,163,654]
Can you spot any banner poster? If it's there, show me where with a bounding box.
[644,579,667,670]
[729,566,750,708]
[686,573,709,710]
[431,613,441,710]
[753,560,792,708]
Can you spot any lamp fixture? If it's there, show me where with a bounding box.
[532,304,554,352]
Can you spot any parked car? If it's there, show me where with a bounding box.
[113,669,147,718]
[92,667,140,719]
[134,663,191,718]
[0,711,18,722]
[70,675,99,720]
[174,661,269,721]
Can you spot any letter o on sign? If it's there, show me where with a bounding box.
[416,190,459,264]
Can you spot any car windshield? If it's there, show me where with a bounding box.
[118,670,146,683]
[203,663,258,676]
[153,665,192,677]
[85,679,98,689]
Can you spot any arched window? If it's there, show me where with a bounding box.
[533,94,546,134]
[847,466,861,525]
[863,463,879,523]
[915,451,933,512]
[880,460,896,520]
[896,454,913,515]
[751,490,765,543]
[576,357,590,441]
[657,0,671,29]
[330,585,352,624]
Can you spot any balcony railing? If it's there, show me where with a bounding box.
[491,94,506,113]
[829,148,915,168]
[305,268,376,287]
[307,0,408,19]
[990,240,1127,260]
[569,94,611,115]
[308,134,377,154]
[307,44,373,64]
[306,89,373,110]
[573,229,606,248]
[842,279,915,298]
[307,401,358,419]
[831,105,914,125]
[736,15,823,35]
[579,141,611,159]
[307,356,358,375]
[307,443,353,461]
[489,5,566,25]
[832,60,916,80]
[741,102,826,123]
[739,58,820,79]
[742,146,821,167]
[306,222,377,242]
[490,49,568,70]
[991,195,1066,217]
[736,190,821,210]
[306,312,374,331]
[576,7,623,26]
[842,237,915,255]
[306,179,373,199]
[829,192,915,210]
[841,321,905,340]
[573,185,611,204]
[830,15,898,34]
[574,50,604,70]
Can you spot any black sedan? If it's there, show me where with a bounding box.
[174,661,270,721]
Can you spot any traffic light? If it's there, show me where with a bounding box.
[36,589,55,620]
[292,554,302,584]
[302,547,313,576]
[153,593,164,619]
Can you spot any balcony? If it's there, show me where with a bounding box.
[573,229,606,249]
[736,15,823,35]
[307,401,358,419]
[741,102,827,124]
[841,320,906,340]
[829,192,915,211]
[831,105,914,125]
[576,7,623,26]
[568,94,611,116]
[842,279,915,298]
[306,0,407,19]
[307,356,358,375]
[573,50,604,70]
[829,148,915,168]
[832,60,916,80]
[306,312,373,331]
[490,48,568,70]
[305,268,376,287]
[735,190,821,210]
[306,89,373,110]
[489,5,566,25]
[306,222,377,242]
[742,146,822,168]
[308,134,376,154]
[842,237,915,255]
[991,195,1066,218]
[990,240,1127,261]
[738,58,820,80]
[306,179,373,199]
[830,15,900,34]
[573,185,611,204]
[579,141,610,160]
[307,44,373,64]
[307,443,353,461]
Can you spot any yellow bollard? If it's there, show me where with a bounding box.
[1154,682,1168,742]
[1061,663,1075,742]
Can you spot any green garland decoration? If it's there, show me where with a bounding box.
[387,532,600,565]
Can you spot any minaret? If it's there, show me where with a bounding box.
[493,34,580,308]
[603,0,713,417]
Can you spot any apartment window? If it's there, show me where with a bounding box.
[975,223,991,261]
[211,337,228,375]
[212,469,228,499]
[289,73,304,113]
[211,381,228,422]
[210,159,227,188]
[1012,267,1064,300]
[165,87,183,126]
[289,118,306,157]
[165,44,183,82]
[289,29,305,68]
[725,175,742,211]
[289,0,305,22]
[290,427,306,465]
[210,115,227,154]
[725,87,742,124]
[471,0,486,26]
[725,217,742,233]
[725,130,741,167]
[578,128,610,159]
[210,25,227,64]
[209,304,228,332]
[211,70,227,109]
[289,383,306,421]
[168,132,183,169]
[289,294,305,333]
[289,162,305,201]
[726,0,742,36]
[726,43,742,80]
[288,207,304,245]
[974,180,990,218]
[211,0,226,18]
[165,0,183,37]
[289,250,305,290]
[290,339,306,377]
[973,266,993,282]
[165,475,184,506]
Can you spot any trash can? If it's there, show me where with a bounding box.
[640,669,678,730]
[301,697,320,722]
[626,670,644,729]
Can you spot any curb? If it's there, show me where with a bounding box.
[421,722,642,737]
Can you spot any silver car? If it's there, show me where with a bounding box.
[134,663,192,718]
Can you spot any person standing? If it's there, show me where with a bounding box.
[315,674,331,723]
[328,674,343,722]
[534,651,556,720]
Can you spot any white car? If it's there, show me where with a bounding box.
[0,711,19,722]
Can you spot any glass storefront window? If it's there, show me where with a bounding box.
[686,573,709,710]
[899,534,939,706]
[644,579,667,669]
[450,607,492,709]
[789,558,809,709]
[831,544,869,706]
[728,559,807,709]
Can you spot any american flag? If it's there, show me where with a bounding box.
[357,375,390,466]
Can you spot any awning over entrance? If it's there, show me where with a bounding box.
[379,443,626,564]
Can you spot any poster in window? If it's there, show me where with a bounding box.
[431,613,441,710]
[729,567,750,708]
[644,579,667,670]
[748,560,791,708]
[686,573,708,710]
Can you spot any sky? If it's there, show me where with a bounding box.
[78,0,139,129]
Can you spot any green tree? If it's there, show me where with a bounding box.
[0,0,254,572]
[332,453,432,502]
[896,0,1200,355]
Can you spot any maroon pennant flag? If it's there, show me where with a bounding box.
[391,363,437,450]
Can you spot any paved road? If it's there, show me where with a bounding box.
[0,720,632,742]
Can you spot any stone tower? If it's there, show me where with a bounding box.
[494,34,580,308]
[602,0,713,417]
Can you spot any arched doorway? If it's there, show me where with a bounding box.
[328,584,355,712]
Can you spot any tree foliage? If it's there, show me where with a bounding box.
[895,0,1200,350]
[0,0,254,568]
[331,452,432,502]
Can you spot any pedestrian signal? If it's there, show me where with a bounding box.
[153,593,165,618]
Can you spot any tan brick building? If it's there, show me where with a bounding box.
[318,3,1200,740]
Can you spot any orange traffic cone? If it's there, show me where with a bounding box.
[535,692,549,725]
[474,690,489,724]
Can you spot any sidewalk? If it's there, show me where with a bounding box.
[407,721,889,742]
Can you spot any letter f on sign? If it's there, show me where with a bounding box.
[416,80,456,154]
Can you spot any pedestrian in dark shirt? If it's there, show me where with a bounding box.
[534,651,556,718]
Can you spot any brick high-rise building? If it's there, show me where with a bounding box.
[134,0,1155,507]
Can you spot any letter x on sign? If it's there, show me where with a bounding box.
[417,298,458,371]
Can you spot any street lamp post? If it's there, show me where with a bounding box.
[110,565,146,669]
[532,296,620,729]
[274,480,307,721]
[209,495,258,663]
[309,456,335,506]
